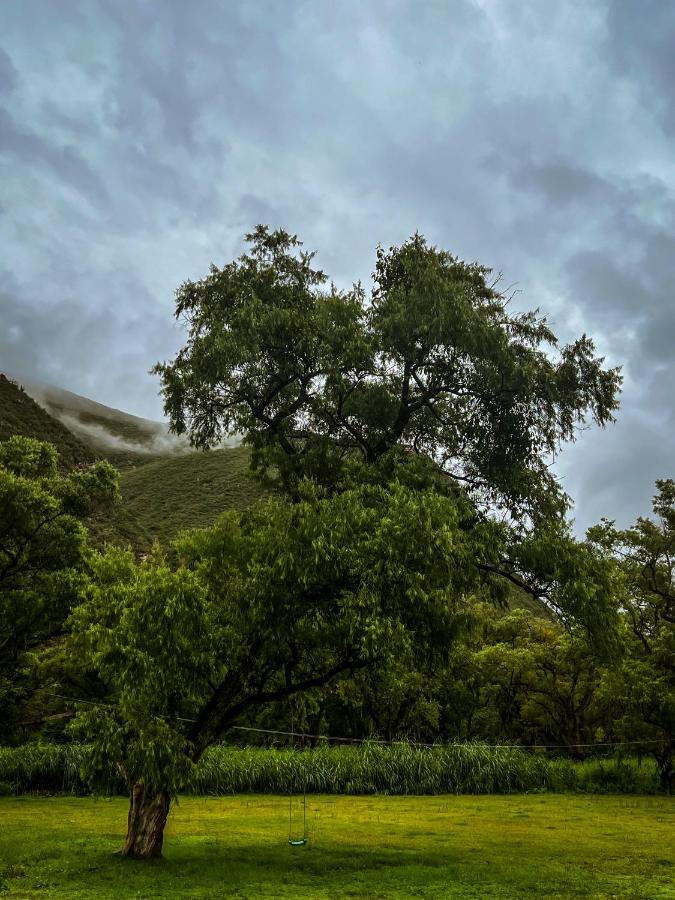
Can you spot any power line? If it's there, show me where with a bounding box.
[43,693,666,750]
[226,724,665,750]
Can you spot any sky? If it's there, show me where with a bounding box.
[1,0,674,533]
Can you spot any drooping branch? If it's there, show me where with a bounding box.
[189,657,369,758]
[476,561,548,601]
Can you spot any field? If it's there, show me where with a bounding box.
[0,795,673,899]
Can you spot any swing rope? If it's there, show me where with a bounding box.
[288,706,307,847]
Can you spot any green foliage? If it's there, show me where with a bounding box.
[500,522,622,648]
[471,609,608,751]
[0,436,119,737]
[0,743,92,794]
[308,599,617,751]
[155,226,621,518]
[67,547,208,793]
[590,480,675,791]
[65,478,500,795]
[187,743,651,796]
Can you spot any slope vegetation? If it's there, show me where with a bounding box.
[14,377,190,468]
[1,373,264,552]
[112,447,266,550]
[0,374,94,468]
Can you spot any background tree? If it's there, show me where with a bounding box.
[0,436,118,738]
[590,480,675,792]
[154,226,621,520]
[305,600,612,750]
[473,609,606,754]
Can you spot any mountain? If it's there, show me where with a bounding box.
[0,373,265,552]
[0,374,94,468]
[10,376,191,468]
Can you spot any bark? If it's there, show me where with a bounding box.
[122,783,171,858]
[656,743,673,795]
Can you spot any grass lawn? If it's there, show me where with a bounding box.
[0,794,673,899]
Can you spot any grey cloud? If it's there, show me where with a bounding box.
[565,251,642,321]
[0,47,17,95]
[1,0,674,533]
[607,0,675,135]
[559,404,672,533]
[564,215,675,369]
[0,106,110,209]
[0,276,181,420]
[504,160,617,209]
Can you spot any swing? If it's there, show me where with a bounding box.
[288,708,308,847]
[288,791,307,847]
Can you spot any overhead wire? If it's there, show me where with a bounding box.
[42,693,666,750]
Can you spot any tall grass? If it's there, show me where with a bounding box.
[189,744,659,795]
[0,743,93,794]
[0,742,660,796]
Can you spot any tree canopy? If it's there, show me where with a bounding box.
[154,226,621,519]
[590,480,675,791]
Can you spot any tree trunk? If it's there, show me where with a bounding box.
[122,783,171,858]
[656,743,673,795]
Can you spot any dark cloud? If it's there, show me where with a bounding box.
[0,278,183,418]
[1,0,674,533]
[606,0,675,136]
[0,47,17,95]
[0,106,111,208]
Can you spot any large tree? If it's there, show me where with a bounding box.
[154,226,620,520]
[67,465,622,859]
[67,470,502,857]
[64,228,624,859]
[0,436,118,737]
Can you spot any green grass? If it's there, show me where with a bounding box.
[83,446,266,552]
[0,794,672,898]
[115,447,267,547]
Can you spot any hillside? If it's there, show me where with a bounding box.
[13,377,190,468]
[1,373,265,551]
[86,447,267,552]
[0,374,95,468]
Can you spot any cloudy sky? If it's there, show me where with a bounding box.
[1,0,674,532]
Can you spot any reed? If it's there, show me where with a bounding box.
[0,742,659,795]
